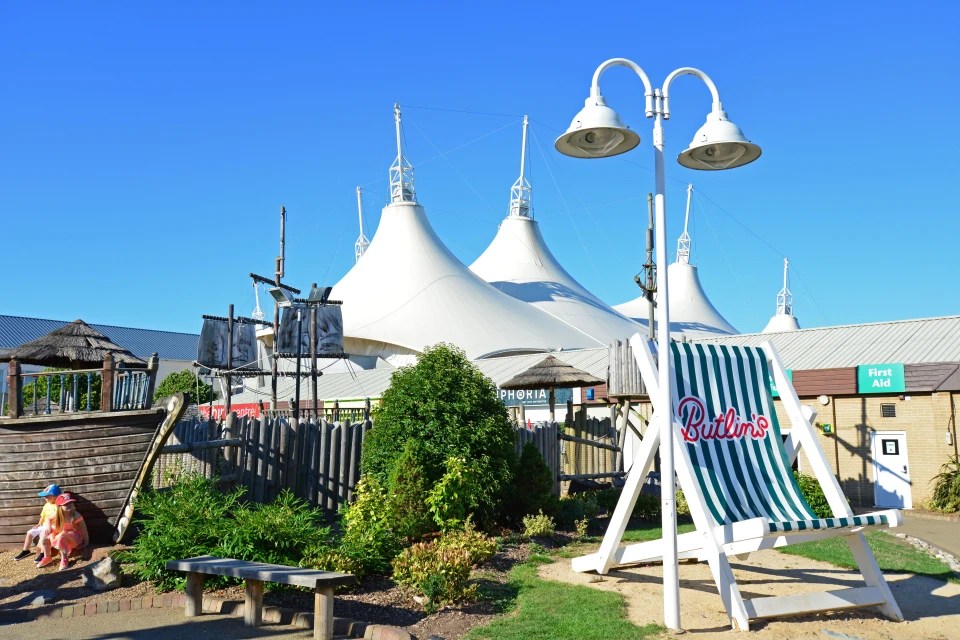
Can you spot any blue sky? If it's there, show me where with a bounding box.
[3,2,958,337]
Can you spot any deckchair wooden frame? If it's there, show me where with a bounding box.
[573,333,903,630]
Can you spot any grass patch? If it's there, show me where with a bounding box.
[779,530,957,582]
[466,552,661,640]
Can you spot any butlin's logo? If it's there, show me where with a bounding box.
[676,396,770,443]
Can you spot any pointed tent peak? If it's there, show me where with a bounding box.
[500,354,604,391]
[7,319,147,368]
[763,258,800,333]
[676,183,693,264]
[389,103,416,204]
[508,115,533,219]
[354,186,370,263]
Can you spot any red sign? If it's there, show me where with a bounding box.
[198,403,261,420]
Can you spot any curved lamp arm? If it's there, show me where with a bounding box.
[661,67,722,120]
[590,58,655,117]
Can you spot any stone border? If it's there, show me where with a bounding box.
[893,532,960,576]
[2,592,412,640]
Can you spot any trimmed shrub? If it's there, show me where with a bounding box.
[387,439,435,541]
[500,442,554,525]
[427,455,484,532]
[361,344,516,526]
[392,541,476,612]
[435,518,497,566]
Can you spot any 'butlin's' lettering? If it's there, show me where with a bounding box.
[677,396,770,443]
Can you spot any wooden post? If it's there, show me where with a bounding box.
[100,354,115,412]
[332,399,340,422]
[363,397,371,421]
[310,291,319,419]
[7,359,22,419]
[226,304,234,417]
[144,353,159,407]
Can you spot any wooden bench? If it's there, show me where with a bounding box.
[166,555,357,640]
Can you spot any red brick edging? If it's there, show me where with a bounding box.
[6,592,412,640]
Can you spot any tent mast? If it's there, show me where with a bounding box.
[676,183,693,264]
[389,103,416,204]
[777,258,793,316]
[509,115,532,218]
[354,186,369,262]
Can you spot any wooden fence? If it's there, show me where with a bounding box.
[156,412,622,513]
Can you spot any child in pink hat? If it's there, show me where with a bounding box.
[37,492,88,570]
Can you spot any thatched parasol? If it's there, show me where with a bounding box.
[500,354,604,422]
[7,319,147,369]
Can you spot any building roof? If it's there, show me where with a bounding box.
[470,214,643,345]
[698,315,960,369]
[0,314,199,361]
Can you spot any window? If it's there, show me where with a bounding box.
[880,403,896,418]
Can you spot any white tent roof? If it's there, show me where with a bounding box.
[763,313,801,333]
[470,215,643,346]
[331,201,601,360]
[614,262,738,338]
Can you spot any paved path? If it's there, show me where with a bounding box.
[899,511,960,560]
[0,606,323,640]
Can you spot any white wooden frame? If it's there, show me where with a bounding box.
[572,334,904,630]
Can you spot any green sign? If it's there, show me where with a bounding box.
[769,369,793,398]
[857,363,905,393]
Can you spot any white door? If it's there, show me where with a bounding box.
[871,431,912,509]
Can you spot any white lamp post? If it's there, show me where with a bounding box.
[555,58,760,630]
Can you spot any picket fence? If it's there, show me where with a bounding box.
[155,414,618,514]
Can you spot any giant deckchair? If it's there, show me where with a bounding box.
[573,335,903,630]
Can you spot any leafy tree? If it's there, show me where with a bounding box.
[154,369,214,405]
[361,343,516,526]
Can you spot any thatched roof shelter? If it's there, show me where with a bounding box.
[7,319,147,369]
[500,355,604,421]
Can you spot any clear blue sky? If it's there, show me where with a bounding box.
[3,2,958,337]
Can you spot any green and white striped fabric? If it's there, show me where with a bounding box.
[670,342,889,533]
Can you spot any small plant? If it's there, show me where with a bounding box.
[522,510,555,538]
[392,540,476,612]
[794,471,832,518]
[675,489,690,517]
[930,455,960,513]
[574,517,589,539]
[554,492,600,529]
[435,518,497,566]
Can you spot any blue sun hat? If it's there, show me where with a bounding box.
[37,484,62,497]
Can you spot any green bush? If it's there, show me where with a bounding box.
[361,344,516,526]
[930,456,960,512]
[219,489,328,567]
[338,476,403,574]
[554,493,600,529]
[392,540,476,613]
[675,489,690,517]
[387,439,435,541]
[116,474,247,591]
[154,369,214,405]
[794,471,832,518]
[522,511,555,538]
[631,493,661,521]
[500,442,554,525]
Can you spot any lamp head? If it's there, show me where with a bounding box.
[268,286,294,307]
[555,95,640,159]
[677,110,761,170]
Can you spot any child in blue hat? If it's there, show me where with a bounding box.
[14,484,62,561]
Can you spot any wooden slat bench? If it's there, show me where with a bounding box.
[166,555,357,640]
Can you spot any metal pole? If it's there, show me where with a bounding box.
[310,301,318,419]
[226,303,234,417]
[646,192,655,341]
[653,92,680,631]
[294,308,302,420]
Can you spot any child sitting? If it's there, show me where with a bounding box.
[38,492,89,570]
[14,484,61,561]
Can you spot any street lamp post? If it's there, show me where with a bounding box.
[555,58,760,631]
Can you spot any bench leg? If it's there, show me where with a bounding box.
[185,572,204,617]
[314,586,334,640]
[244,579,264,627]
